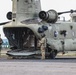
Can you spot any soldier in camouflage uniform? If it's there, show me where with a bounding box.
[39,34,46,59]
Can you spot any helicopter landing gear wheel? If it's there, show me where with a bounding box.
[49,50,57,59]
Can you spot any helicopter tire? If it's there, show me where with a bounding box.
[49,50,57,59]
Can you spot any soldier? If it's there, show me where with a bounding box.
[39,34,46,59]
[0,34,3,56]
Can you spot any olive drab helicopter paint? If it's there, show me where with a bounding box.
[0,0,76,59]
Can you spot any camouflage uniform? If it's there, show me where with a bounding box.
[39,36,46,59]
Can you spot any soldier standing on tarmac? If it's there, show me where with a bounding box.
[39,34,46,60]
[0,34,3,57]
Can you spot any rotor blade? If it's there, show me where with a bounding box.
[58,10,76,15]
[0,21,10,25]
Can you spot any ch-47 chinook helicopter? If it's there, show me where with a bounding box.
[0,0,76,59]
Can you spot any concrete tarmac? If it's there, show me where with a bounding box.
[0,49,76,75]
[0,57,76,75]
[0,59,76,75]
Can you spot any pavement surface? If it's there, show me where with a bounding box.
[0,60,76,75]
[0,49,76,75]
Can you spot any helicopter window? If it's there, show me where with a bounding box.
[54,31,58,37]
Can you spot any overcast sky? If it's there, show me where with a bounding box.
[0,0,76,39]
